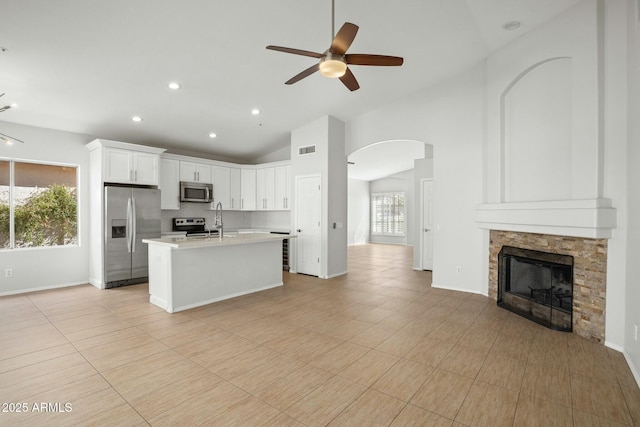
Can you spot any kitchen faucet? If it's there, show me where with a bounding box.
[214,202,223,239]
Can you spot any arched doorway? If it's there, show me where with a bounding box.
[346,139,433,270]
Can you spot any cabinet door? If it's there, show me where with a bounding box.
[160,158,180,210]
[211,166,231,209]
[179,161,198,182]
[133,152,159,185]
[104,148,133,183]
[229,168,241,210]
[264,168,275,210]
[256,169,267,211]
[197,163,212,184]
[240,168,256,211]
[274,165,291,210]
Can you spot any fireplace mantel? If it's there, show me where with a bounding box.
[476,198,616,239]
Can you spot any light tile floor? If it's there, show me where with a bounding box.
[0,244,638,426]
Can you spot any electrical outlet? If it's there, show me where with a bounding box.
[456,266,462,273]
[5,268,13,278]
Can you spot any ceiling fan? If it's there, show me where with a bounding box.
[266,0,403,91]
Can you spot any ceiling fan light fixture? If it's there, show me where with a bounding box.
[319,56,347,78]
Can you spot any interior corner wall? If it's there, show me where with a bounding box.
[0,121,92,295]
[625,0,640,383]
[290,115,347,279]
[326,116,347,277]
[346,65,485,294]
[348,178,370,245]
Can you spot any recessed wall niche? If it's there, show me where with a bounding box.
[502,57,573,202]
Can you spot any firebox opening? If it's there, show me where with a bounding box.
[498,246,574,332]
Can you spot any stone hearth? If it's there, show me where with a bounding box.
[489,230,607,343]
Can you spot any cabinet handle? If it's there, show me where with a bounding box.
[135,170,138,182]
[241,199,244,210]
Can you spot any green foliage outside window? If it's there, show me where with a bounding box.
[0,184,77,248]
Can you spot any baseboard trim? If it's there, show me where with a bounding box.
[623,350,640,388]
[0,281,89,297]
[171,282,284,313]
[431,283,488,297]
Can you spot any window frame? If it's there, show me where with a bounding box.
[0,157,80,251]
[370,191,406,237]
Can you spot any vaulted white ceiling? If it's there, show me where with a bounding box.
[0,0,581,162]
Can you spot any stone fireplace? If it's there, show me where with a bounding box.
[489,230,607,343]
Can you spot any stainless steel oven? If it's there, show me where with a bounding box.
[180,181,213,203]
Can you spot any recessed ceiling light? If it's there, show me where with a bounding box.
[208,132,217,138]
[251,108,260,115]
[131,116,143,122]
[168,82,181,90]
[502,21,521,31]
[10,103,17,108]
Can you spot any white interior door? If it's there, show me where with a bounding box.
[422,179,434,270]
[295,176,321,276]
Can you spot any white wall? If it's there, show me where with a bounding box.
[290,115,347,279]
[625,0,640,383]
[347,65,485,294]
[347,178,369,245]
[0,121,92,295]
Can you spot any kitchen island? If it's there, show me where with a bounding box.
[142,233,292,313]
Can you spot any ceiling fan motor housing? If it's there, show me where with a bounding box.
[319,52,347,78]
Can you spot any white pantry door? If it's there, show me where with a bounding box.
[295,175,321,276]
[422,179,434,270]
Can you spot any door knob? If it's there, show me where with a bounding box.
[424,228,431,232]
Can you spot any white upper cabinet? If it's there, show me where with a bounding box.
[104,149,159,185]
[240,168,256,211]
[229,167,241,210]
[160,158,180,210]
[274,165,291,210]
[87,140,164,186]
[256,167,276,211]
[179,161,212,183]
[211,165,231,209]
[133,151,160,185]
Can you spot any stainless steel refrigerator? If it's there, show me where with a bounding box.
[104,185,161,288]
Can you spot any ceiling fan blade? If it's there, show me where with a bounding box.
[345,54,404,66]
[266,45,323,59]
[330,22,359,55]
[339,67,360,91]
[285,64,320,85]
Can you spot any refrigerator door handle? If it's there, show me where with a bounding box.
[126,197,133,253]
[131,197,137,253]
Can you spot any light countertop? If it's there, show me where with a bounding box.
[143,232,294,249]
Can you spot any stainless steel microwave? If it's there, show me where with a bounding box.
[180,181,213,203]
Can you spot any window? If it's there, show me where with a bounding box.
[0,160,78,249]
[371,192,405,236]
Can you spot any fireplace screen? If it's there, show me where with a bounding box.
[498,246,573,331]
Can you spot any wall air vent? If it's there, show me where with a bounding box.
[298,145,316,155]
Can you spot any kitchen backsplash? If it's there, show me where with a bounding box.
[161,203,290,233]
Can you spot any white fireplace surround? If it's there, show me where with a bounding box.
[476,198,617,239]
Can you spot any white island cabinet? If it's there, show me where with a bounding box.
[143,233,293,313]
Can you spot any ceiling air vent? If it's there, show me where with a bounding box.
[298,145,316,155]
